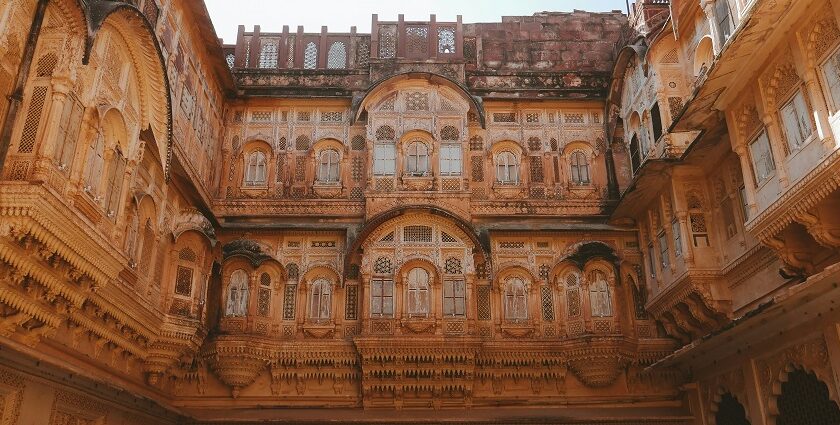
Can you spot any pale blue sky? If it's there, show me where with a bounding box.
[205,0,630,43]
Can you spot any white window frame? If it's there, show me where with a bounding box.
[244,150,268,187]
[406,267,431,317]
[309,278,332,320]
[748,130,775,185]
[495,151,520,185]
[569,150,591,185]
[373,142,396,176]
[405,141,430,176]
[370,278,394,318]
[779,89,814,150]
[317,149,340,184]
[439,143,462,176]
[443,279,466,318]
[504,277,528,321]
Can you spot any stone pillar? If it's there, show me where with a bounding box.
[677,211,695,266]
[803,70,837,151]
[702,1,722,54]
[743,359,770,425]
[39,75,72,161]
[761,113,789,187]
[733,145,759,218]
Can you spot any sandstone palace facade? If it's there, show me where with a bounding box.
[0,0,839,423]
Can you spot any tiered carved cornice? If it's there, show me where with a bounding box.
[646,271,730,344]
[0,183,208,390]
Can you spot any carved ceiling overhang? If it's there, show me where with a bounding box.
[646,271,731,345]
[351,71,486,128]
[221,239,273,266]
[83,0,173,180]
[171,208,217,247]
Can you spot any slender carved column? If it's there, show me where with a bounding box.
[761,113,789,187]
[733,145,759,218]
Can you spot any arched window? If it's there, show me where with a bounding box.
[496,151,519,184]
[406,267,430,317]
[303,42,317,69]
[405,141,429,176]
[317,149,340,183]
[83,132,105,193]
[589,270,613,317]
[570,151,590,185]
[777,369,840,425]
[629,135,641,172]
[244,151,267,186]
[174,247,196,297]
[327,41,347,69]
[104,147,127,217]
[226,270,249,317]
[715,393,750,425]
[309,278,332,320]
[504,277,528,321]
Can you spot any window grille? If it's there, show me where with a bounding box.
[260,272,271,287]
[477,285,491,320]
[283,284,296,319]
[471,156,484,182]
[776,369,840,424]
[566,287,581,317]
[540,286,554,321]
[405,26,429,56]
[251,111,272,122]
[564,113,585,124]
[499,241,525,249]
[373,257,393,274]
[493,112,516,123]
[296,111,311,122]
[380,232,395,243]
[405,92,429,111]
[441,232,458,243]
[327,41,347,69]
[286,263,299,280]
[528,137,542,151]
[226,54,235,68]
[538,264,550,280]
[357,40,370,67]
[403,225,433,243]
[375,125,395,140]
[444,257,463,274]
[530,156,544,183]
[258,40,278,68]
[351,157,363,181]
[295,135,310,151]
[351,135,366,150]
[440,125,459,141]
[345,285,358,320]
[258,288,271,316]
[174,266,193,296]
[294,157,305,182]
[17,86,48,153]
[525,113,540,123]
[179,247,197,262]
[303,42,318,69]
[438,27,456,53]
[379,25,397,58]
[469,136,483,151]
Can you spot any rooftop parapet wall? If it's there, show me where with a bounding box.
[227,11,629,100]
[468,11,627,73]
